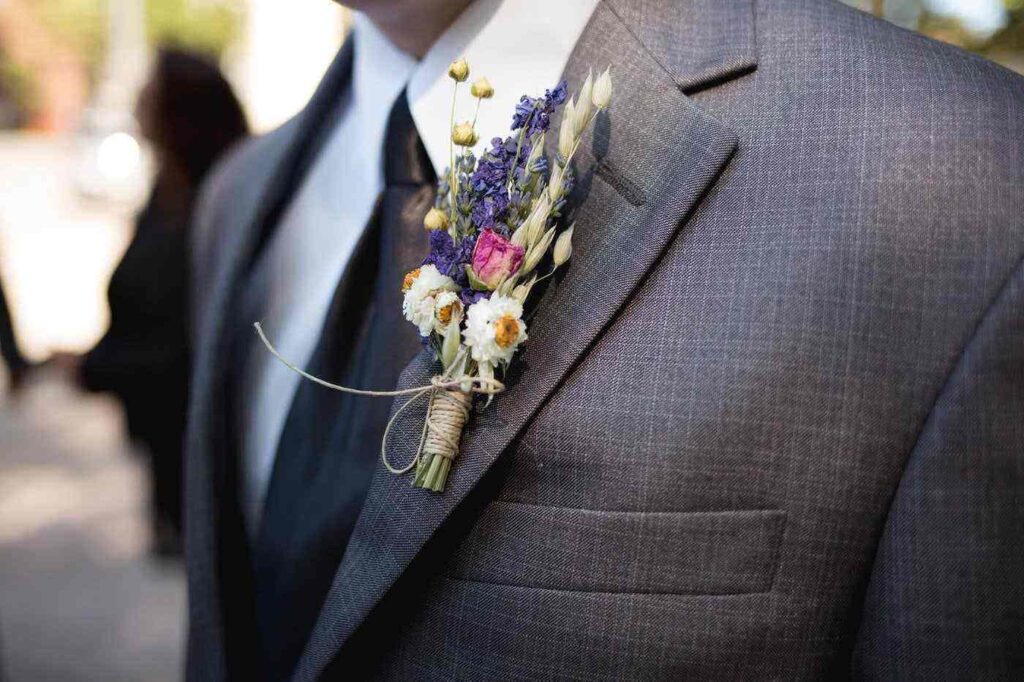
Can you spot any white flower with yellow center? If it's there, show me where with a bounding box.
[433,290,463,331]
[463,294,528,365]
[402,264,458,337]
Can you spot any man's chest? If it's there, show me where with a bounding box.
[335,191,961,679]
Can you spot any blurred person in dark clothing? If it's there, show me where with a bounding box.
[0,271,29,393]
[80,47,248,557]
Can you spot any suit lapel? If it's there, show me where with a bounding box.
[295,1,756,678]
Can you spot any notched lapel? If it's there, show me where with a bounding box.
[606,0,757,94]
[295,2,755,678]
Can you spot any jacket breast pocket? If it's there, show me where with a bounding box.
[445,501,787,596]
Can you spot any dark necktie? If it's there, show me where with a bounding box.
[251,92,435,680]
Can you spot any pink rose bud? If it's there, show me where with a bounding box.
[471,229,525,289]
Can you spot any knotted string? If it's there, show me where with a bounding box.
[254,322,504,475]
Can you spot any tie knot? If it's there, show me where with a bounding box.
[384,91,435,187]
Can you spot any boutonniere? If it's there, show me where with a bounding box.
[257,58,612,494]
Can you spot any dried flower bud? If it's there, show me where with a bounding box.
[493,314,522,349]
[448,58,470,82]
[558,100,575,160]
[434,291,463,327]
[548,165,565,203]
[527,133,545,168]
[525,195,551,247]
[511,275,536,304]
[592,68,613,109]
[471,229,525,289]
[522,227,556,274]
[510,221,529,247]
[452,122,478,147]
[553,224,574,266]
[441,317,461,368]
[470,77,494,98]
[423,207,449,231]
[574,71,594,136]
[402,267,421,293]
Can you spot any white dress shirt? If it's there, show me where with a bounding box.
[241,0,600,532]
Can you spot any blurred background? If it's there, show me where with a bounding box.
[0,0,1020,680]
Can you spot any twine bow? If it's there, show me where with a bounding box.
[254,322,504,476]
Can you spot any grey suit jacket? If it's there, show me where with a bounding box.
[186,1,1024,679]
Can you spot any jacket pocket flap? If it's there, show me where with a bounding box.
[446,502,786,595]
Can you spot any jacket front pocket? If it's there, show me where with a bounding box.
[445,501,787,596]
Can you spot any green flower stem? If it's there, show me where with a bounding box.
[413,450,451,493]
[426,452,445,489]
[413,453,432,487]
[471,97,482,129]
[449,82,459,224]
[505,120,530,194]
[432,458,451,492]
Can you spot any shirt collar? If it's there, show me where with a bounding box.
[408,0,600,177]
[350,13,417,118]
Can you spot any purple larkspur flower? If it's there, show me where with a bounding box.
[511,80,568,138]
[468,137,517,228]
[470,192,509,229]
[423,230,476,287]
[452,81,571,234]
[460,289,488,307]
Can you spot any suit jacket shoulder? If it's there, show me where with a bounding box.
[755,0,1024,232]
[702,0,1024,317]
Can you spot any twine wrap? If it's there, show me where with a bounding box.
[423,389,472,462]
[411,388,472,492]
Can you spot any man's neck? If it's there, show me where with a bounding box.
[346,0,475,58]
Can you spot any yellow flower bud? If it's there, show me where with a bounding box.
[448,58,470,82]
[423,207,449,231]
[452,122,478,147]
[470,77,494,99]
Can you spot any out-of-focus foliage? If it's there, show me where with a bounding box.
[147,0,244,58]
[0,0,245,129]
[34,0,244,70]
[986,2,1024,51]
[0,48,35,126]
[35,0,106,73]
[0,50,35,106]
[845,0,1024,73]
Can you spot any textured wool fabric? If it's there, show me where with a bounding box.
[185,1,1024,680]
